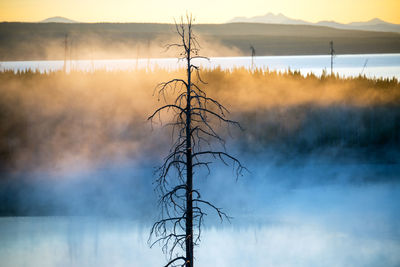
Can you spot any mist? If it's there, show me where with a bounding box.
[0,24,243,61]
[0,69,399,266]
[1,175,399,266]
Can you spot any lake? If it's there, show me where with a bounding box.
[1,53,399,79]
[1,184,399,267]
[1,174,399,266]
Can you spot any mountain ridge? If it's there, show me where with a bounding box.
[229,13,400,33]
[40,16,78,23]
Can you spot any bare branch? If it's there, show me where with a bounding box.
[164,257,186,267]
[148,105,185,121]
[191,108,242,129]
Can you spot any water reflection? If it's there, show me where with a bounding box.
[1,182,399,267]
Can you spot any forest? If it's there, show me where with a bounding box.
[0,68,399,216]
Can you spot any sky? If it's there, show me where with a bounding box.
[0,0,399,24]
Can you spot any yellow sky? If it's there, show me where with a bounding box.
[1,0,399,24]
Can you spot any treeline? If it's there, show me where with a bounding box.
[0,68,399,173]
[0,68,399,216]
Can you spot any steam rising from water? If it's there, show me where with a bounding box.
[0,70,399,266]
[1,181,399,266]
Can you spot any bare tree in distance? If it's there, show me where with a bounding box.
[250,45,256,70]
[148,15,246,267]
[330,40,335,75]
[63,34,68,73]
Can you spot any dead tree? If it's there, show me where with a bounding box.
[63,34,68,73]
[330,41,335,75]
[148,15,245,267]
[250,45,256,70]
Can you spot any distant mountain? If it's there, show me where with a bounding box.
[348,18,386,27]
[230,12,308,25]
[228,13,400,33]
[40,17,77,23]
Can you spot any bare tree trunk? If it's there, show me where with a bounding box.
[63,34,68,73]
[185,28,193,267]
[330,41,335,75]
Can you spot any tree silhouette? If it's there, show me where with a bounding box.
[250,45,256,70]
[148,15,245,267]
[330,40,335,75]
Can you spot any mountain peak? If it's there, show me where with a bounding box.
[229,12,306,25]
[40,17,77,23]
[261,12,289,20]
[347,17,391,27]
[368,18,386,24]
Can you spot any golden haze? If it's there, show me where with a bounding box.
[0,68,398,172]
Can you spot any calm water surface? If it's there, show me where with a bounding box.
[1,54,399,79]
[1,181,399,267]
